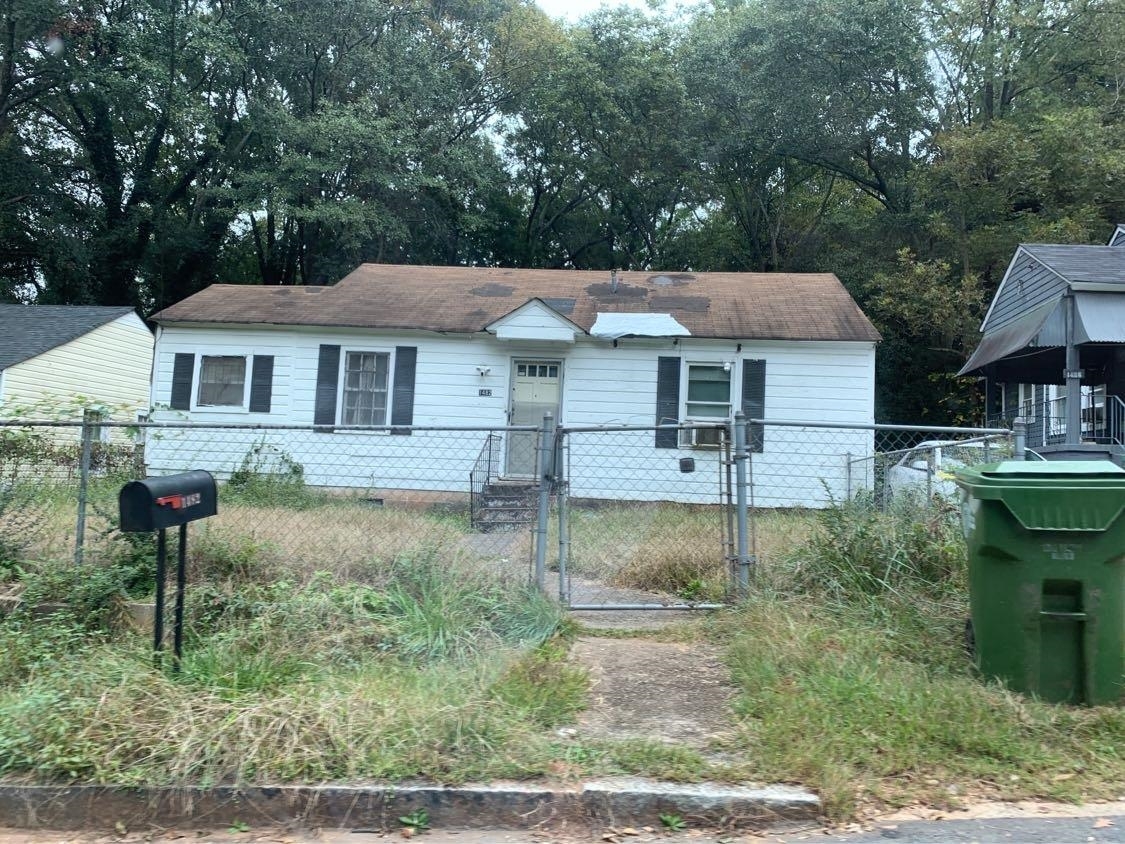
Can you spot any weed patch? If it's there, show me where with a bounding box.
[0,554,577,786]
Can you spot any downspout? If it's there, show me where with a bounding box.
[1064,294,1083,446]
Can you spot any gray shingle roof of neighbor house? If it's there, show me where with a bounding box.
[151,264,882,343]
[0,305,136,371]
[1020,244,1125,284]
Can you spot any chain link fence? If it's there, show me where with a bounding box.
[553,423,734,610]
[1,416,1015,614]
[550,420,1015,610]
[0,420,537,590]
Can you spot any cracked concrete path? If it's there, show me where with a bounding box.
[569,636,736,751]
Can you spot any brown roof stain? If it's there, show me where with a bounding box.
[151,264,881,342]
[469,283,515,297]
[585,281,650,299]
[650,295,710,312]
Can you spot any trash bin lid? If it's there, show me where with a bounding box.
[979,460,1125,478]
[955,461,1125,531]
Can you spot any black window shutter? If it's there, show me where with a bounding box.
[249,355,274,413]
[390,346,417,435]
[314,345,341,427]
[655,356,681,449]
[741,359,766,453]
[170,353,194,410]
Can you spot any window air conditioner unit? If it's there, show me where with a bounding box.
[683,426,724,448]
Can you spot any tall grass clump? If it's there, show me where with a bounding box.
[566,504,730,599]
[0,550,577,787]
[719,495,1125,818]
[723,600,1125,819]
[787,493,966,603]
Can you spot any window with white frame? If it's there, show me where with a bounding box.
[685,363,732,419]
[197,355,248,407]
[681,362,731,447]
[341,351,390,425]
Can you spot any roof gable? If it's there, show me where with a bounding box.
[151,265,881,343]
[980,245,1125,334]
[1111,225,1125,247]
[0,305,137,370]
[485,298,583,343]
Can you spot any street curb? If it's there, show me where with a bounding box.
[0,779,820,832]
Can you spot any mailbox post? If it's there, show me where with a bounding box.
[119,471,217,671]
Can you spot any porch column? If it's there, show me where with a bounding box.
[1065,294,1083,445]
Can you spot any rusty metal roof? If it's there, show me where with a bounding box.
[151,265,881,342]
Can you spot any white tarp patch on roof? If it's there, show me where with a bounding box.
[589,313,691,340]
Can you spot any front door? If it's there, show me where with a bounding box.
[506,359,562,477]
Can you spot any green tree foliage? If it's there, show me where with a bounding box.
[1,0,1122,421]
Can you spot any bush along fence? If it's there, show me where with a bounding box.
[0,414,1015,612]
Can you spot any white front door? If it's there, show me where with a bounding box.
[507,359,562,477]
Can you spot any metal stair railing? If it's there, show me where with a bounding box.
[469,432,502,529]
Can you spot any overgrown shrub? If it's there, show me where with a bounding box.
[225,442,326,509]
[17,560,133,630]
[787,493,966,603]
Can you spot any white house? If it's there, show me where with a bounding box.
[0,305,154,430]
[147,265,880,505]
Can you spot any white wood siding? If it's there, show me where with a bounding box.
[149,326,875,506]
[1,313,154,430]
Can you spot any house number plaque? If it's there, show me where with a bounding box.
[479,388,493,397]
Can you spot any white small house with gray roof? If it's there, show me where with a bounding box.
[960,228,1125,455]
[0,305,154,424]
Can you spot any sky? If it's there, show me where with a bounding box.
[535,0,654,23]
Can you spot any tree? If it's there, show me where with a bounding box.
[504,9,698,269]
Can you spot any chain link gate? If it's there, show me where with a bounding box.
[551,422,737,610]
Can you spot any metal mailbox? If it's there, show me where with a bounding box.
[119,470,217,532]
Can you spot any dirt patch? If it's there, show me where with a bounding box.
[569,636,735,750]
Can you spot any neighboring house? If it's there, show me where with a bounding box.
[960,227,1125,455]
[0,306,155,433]
[148,266,880,504]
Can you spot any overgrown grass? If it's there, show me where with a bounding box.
[562,503,813,601]
[567,501,733,603]
[715,495,1125,819]
[0,554,576,786]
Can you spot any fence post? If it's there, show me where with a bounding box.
[556,431,570,605]
[844,452,853,499]
[1013,417,1027,461]
[533,412,555,594]
[133,413,148,477]
[74,408,103,566]
[925,448,934,501]
[733,410,753,596]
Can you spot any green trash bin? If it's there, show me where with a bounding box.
[955,461,1125,706]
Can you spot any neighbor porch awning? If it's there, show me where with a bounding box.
[958,297,1060,376]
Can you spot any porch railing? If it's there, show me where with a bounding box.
[469,432,502,529]
[987,392,1125,448]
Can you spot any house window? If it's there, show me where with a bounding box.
[685,363,731,419]
[1018,383,1036,422]
[341,351,389,425]
[681,362,731,448]
[197,356,247,407]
